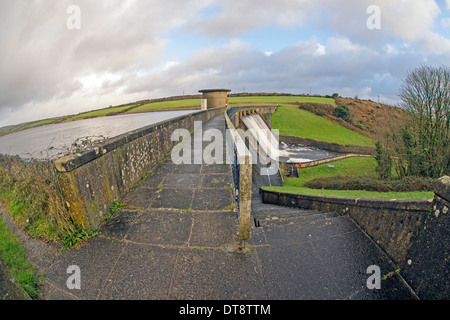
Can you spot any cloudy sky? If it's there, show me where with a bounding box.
[0,0,449,127]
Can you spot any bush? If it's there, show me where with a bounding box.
[298,102,335,117]
[334,105,352,121]
[304,175,436,192]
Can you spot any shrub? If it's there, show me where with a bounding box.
[304,175,436,192]
[298,102,335,117]
[334,105,352,122]
[375,141,392,179]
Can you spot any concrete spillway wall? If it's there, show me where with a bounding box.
[54,107,226,231]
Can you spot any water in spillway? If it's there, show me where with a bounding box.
[241,113,335,164]
[241,113,286,161]
[278,142,336,163]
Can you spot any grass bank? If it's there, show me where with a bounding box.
[264,157,434,199]
[0,217,40,299]
[0,156,93,248]
[272,104,375,147]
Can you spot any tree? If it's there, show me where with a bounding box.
[374,141,392,179]
[395,65,450,178]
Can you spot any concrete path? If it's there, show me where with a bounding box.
[4,114,418,300]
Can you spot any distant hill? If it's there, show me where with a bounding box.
[0,93,407,142]
[294,97,408,142]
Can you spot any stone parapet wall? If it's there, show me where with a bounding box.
[401,176,450,300]
[55,108,226,231]
[260,189,432,265]
[261,177,450,300]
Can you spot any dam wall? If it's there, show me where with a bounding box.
[54,107,226,231]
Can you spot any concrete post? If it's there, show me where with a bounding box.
[238,154,252,241]
[201,99,207,110]
[224,111,253,242]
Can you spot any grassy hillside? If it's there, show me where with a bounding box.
[272,104,375,147]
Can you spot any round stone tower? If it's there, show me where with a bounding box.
[199,89,231,109]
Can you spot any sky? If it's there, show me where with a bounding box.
[0,0,450,127]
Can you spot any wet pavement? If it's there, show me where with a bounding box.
[3,114,418,300]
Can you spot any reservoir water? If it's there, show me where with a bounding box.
[0,110,197,159]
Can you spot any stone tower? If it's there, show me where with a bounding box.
[199,89,231,109]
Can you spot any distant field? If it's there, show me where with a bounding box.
[264,157,434,199]
[22,117,64,128]
[127,99,201,113]
[229,96,336,105]
[67,104,137,121]
[0,95,376,142]
[272,104,374,147]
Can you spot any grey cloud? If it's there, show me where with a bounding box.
[1,0,449,127]
[0,0,202,126]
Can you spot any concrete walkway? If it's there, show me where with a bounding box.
[4,114,418,300]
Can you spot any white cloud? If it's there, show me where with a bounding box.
[162,61,181,71]
[314,44,326,56]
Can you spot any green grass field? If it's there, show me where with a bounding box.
[272,104,375,147]
[264,157,434,199]
[229,95,336,105]
[126,99,201,113]
[67,105,137,121]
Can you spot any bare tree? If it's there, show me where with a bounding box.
[398,65,450,178]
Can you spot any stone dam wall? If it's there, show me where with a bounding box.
[261,175,450,299]
[400,176,450,299]
[54,107,226,231]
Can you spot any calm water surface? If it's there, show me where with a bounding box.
[0,110,196,159]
